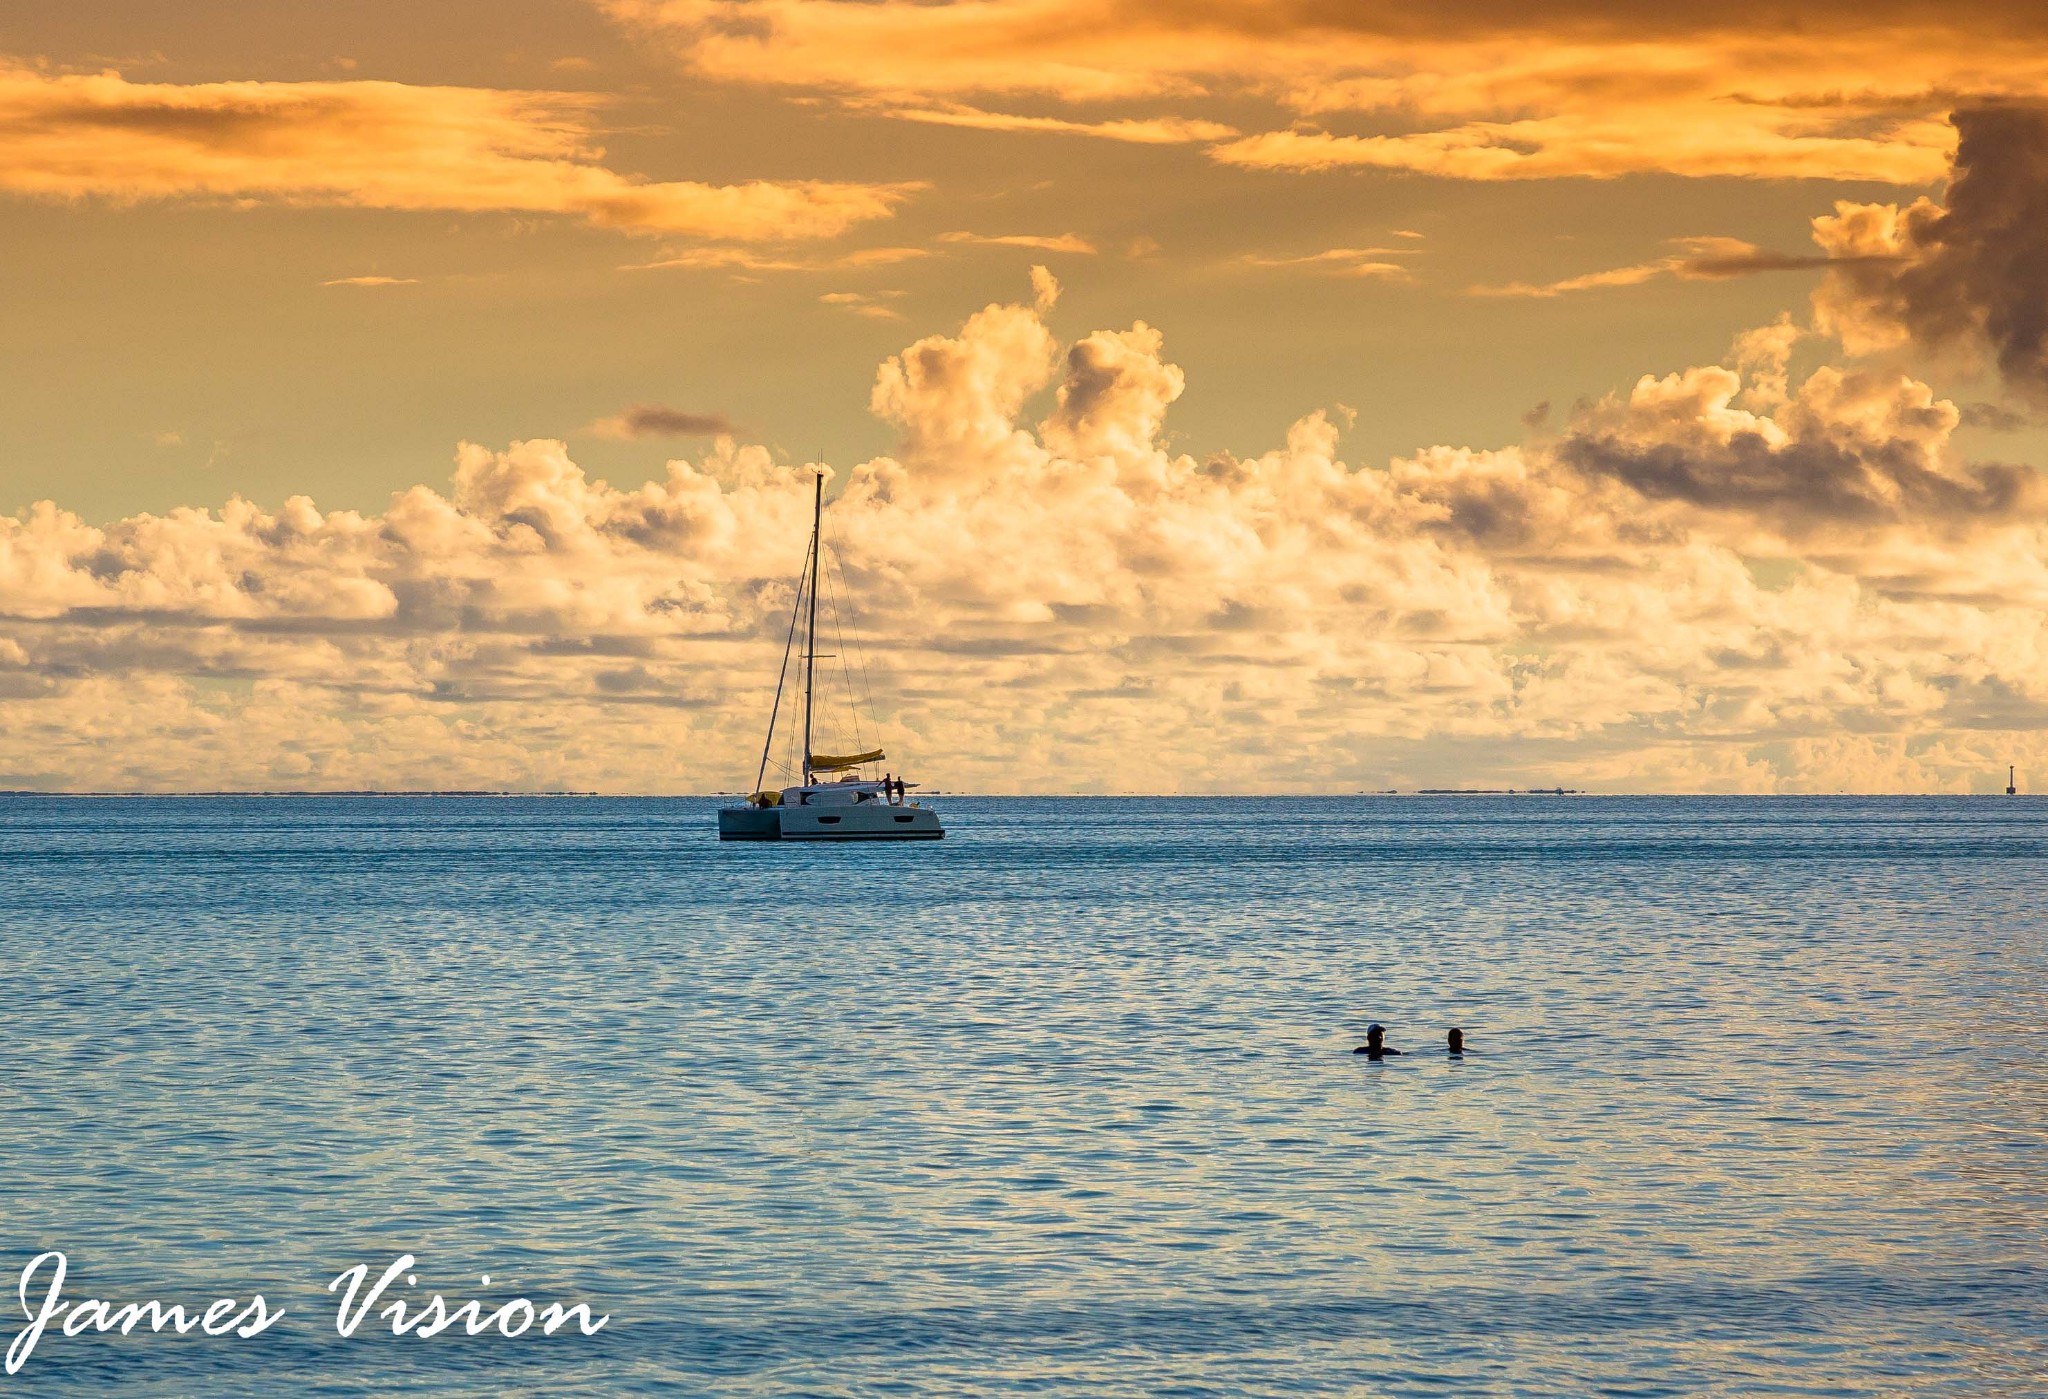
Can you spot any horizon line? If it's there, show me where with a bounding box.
[0,789,2030,800]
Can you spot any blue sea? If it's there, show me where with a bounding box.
[3,796,2045,1397]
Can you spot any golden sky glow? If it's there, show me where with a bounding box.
[4,2,2048,791]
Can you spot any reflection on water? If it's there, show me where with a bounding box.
[3,796,2045,1396]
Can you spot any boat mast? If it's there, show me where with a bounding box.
[751,540,806,798]
[801,469,822,787]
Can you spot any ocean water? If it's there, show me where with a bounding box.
[2,795,2045,1397]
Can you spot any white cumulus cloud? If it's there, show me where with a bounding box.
[4,279,2046,793]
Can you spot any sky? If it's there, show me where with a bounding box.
[4,1,2048,792]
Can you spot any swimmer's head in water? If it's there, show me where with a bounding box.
[1447,1027,1465,1053]
[1366,1023,1385,1045]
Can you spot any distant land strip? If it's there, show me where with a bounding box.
[1413,788,1582,795]
[0,789,603,798]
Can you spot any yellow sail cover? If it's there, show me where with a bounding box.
[808,748,885,772]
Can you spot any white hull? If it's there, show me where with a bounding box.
[781,803,943,840]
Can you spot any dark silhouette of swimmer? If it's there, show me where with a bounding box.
[1352,1023,1402,1058]
[1447,1027,1465,1056]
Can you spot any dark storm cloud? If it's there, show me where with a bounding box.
[1557,403,2037,526]
[593,405,738,438]
[1678,248,1843,279]
[1821,105,2048,399]
[1960,401,2035,431]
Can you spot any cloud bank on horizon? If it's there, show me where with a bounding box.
[7,102,2048,796]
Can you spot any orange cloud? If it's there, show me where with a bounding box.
[1208,118,1954,184]
[624,245,930,272]
[938,231,1097,254]
[868,101,1237,145]
[600,0,2048,181]
[0,64,918,238]
[1245,247,1418,280]
[1472,237,1849,298]
[820,291,904,319]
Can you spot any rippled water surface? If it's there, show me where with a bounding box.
[4,795,2046,1396]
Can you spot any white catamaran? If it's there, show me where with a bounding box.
[718,471,943,842]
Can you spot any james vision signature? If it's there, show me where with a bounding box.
[7,1251,609,1374]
